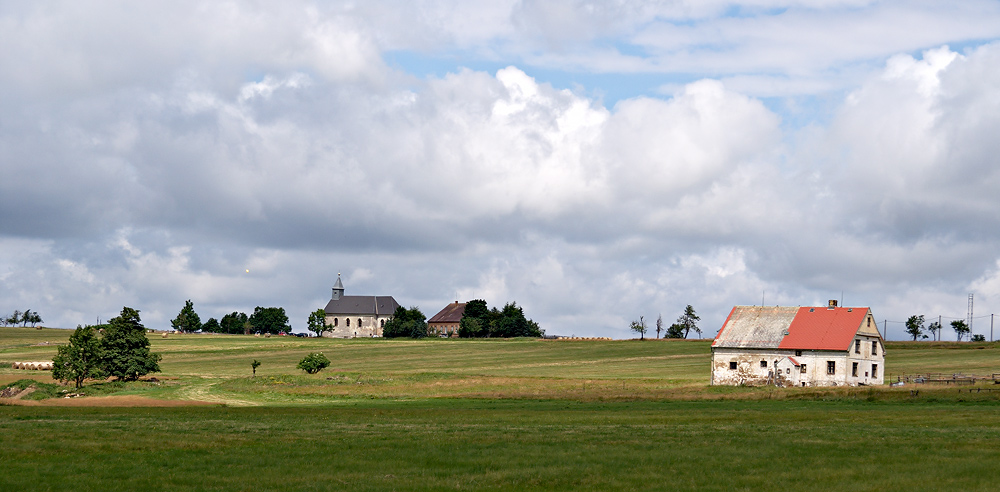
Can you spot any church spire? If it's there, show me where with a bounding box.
[332,273,345,300]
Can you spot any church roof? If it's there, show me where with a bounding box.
[712,305,880,351]
[324,296,399,316]
[333,275,344,290]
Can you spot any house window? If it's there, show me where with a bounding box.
[800,364,807,374]
[729,361,737,370]
[786,368,791,375]
[872,364,878,378]
[760,360,767,368]
[827,361,836,375]
[852,362,858,377]
[795,350,802,356]
[872,341,878,355]
[855,340,861,354]
[867,317,871,327]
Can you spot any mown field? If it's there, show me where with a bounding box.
[3,328,1000,490]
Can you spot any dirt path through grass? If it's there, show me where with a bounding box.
[174,378,260,407]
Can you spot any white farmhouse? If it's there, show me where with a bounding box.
[711,301,884,387]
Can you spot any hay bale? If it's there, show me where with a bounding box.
[162,332,169,339]
[254,333,260,337]
[12,362,19,369]
[41,362,53,370]
[264,333,271,338]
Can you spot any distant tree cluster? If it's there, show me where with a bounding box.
[382,306,428,338]
[171,301,291,335]
[3,309,42,327]
[52,307,162,388]
[458,300,542,338]
[906,314,982,342]
[666,305,700,339]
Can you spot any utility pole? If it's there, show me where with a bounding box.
[938,315,942,341]
[991,314,994,343]
[884,319,888,341]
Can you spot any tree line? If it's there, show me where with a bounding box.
[904,315,982,342]
[631,305,700,340]
[379,299,543,339]
[2,309,43,327]
[170,300,292,335]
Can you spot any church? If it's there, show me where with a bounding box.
[322,274,400,338]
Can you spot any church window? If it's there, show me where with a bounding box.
[346,318,350,327]
[358,318,362,327]
[334,318,338,327]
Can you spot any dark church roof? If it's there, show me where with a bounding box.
[324,296,399,316]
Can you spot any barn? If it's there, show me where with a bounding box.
[711,301,885,387]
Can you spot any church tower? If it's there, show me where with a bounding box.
[331,273,345,300]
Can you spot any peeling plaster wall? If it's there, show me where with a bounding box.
[711,337,884,386]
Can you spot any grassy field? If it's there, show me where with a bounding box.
[3,328,1000,490]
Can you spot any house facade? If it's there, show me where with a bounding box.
[322,274,400,338]
[711,302,884,387]
[428,301,466,337]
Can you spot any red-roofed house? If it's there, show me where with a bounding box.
[428,302,466,337]
[711,301,884,386]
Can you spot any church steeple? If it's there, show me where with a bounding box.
[332,273,345,300]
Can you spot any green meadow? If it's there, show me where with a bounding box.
[3,328,1000,490]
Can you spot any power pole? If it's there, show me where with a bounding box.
[884,319,888,341]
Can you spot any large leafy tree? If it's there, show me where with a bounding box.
[249,306,290,335]
[383,306,428,338]
[307,309,327,337]
[905,315,926,341]
[677,305,701,339]
[201,317,221,333]
[220,312,249,334]
[100,307,161,381]
[170,300,202,332]
[951,320,971,341]
[52,325,104,389]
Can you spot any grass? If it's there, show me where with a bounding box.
[3,400,1000,491]
[4,328,1000,490]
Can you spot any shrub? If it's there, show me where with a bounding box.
[297,352,331,374]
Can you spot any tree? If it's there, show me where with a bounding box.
[668,305,701,339]
[8,310,22,327]
[249,306,290,335]
[655,314,663,339]
[100,307,161,381]
[220,312,248,334]
[52,325,104,389]
[905,315,926,341]
[951,320,970,342]
[630,316,647,340]
[27,311,42,327]
[251,359,261,376]
[382,306,428,338]
[307,309,327,338]
[170,300,202,332]
[666,322,685,338]
[201,317,220,333]
[457,299,541,338]
[297,352,330,374]
[927,321,942,341]
[971,334,986,342]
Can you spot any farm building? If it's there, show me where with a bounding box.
[322,274,400,338]
[428,301,466,337]
[711,301,884,387]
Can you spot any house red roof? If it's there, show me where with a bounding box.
[779,306,871,351]
[713,305,880,351]
[428,302,466,324]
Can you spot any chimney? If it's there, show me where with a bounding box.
[828,300,838,309]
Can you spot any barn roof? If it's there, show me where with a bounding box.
[712,305,879,351]
[428,302,466,324]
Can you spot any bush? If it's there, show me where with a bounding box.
[297,352,331,374]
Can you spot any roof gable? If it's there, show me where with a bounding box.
[712,306,798,348]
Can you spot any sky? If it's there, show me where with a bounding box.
[3,1,1000,340]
